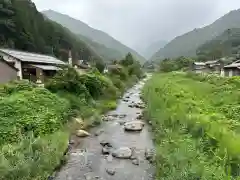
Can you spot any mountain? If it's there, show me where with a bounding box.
[42,10,146,63]
[151,9,240,61]
[197,28,240,60]
[77,34,124,62]
[143,40,167,59]
[0,0,101,63]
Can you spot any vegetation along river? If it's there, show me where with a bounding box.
[54,76,155,180]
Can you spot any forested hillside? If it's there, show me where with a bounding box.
[42,10,146,63]
[0,0,102,62]
[78,34,124,62]
[197,28,240,60]
[151,9,240,61]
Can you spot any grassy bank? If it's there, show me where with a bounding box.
[143,72,240,179]
[0,55,143,180]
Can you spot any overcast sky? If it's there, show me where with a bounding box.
[33,0,240,52]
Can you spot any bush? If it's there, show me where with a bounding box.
[0,88,70,145]
[45,67,90,99]
[0,131,69,180]
[0,80,36,96]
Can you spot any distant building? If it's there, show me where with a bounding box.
[192,62,206,73]
[0,48,66,84]
[0,57,18,84]
[192,60,224,75]
[205,60,224,76]
[224,60,240,77]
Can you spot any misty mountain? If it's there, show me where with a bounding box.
[197,28,240,60]
[42,10,146,63]
[151,9,240,61]
[143,40,167,59]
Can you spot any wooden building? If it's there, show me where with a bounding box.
[224,60,240,77]
[0,57,18,84]
[0,48,66,84]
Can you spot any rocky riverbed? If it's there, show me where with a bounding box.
[54,77,155,180]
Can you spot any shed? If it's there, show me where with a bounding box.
[0,57,18,84]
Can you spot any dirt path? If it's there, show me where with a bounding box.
[54,77,155,180]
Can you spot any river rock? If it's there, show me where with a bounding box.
[69,139,75,145]
[145,148,155,163]
[132,158,140,166]
[128,104,134,108]
[106,168,116,176]
[119,121,126,126]
[112,147,132,159]
[118,114,127,118]
[136,114,143,120]
[76,130,90,137]
[134,103,145,109]
[124,121,145,131]
[102,146,112,155]
[107,154,113,162]
[94,129,104,136]
[100,140,113,147]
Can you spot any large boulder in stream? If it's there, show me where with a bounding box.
[124,121,145,131]
[76,130,90,137]
[112,147,132,159]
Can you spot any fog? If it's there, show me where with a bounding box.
[33,0,240,53]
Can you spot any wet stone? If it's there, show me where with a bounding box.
[106,168,116,176]
[100,140,112,147]
[94,129,104,136]
[145,148,155,163]
[112,147,132,159]
[124,121,145,131]
[106,154,113,162]
[69,139,75,145]
[119,121,126,125]
[102,146,112,155]
[132,158,140,166]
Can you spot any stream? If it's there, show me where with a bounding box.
[54,76,155,180]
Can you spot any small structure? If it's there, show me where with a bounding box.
[192,60,224,75]
[205,60,224,75]
[0,57,18,84]
[74,60,91,69]
[224,60,240,77]
[192,62,206,73]
[0,48,66,84]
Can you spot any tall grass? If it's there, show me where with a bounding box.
[143,72,240,179]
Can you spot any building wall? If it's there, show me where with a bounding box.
[0,51,23,79]
[0,61,18,84]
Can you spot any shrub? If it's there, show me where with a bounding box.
[0,88,70,145]
[0,80,36,96]
[0,131,69,180]
[45,67,90,99]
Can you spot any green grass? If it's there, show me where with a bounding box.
[143,72,240,179]
[0,65,143,180]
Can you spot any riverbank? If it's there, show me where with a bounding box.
[54,77,155,180]
[142,72,240,179]
[0,60,143,180]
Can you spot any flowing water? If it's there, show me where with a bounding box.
[54,77,155,180]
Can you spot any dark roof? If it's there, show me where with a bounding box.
[0,58,18,71]
[0,48,66,65]
[193,62,206,66]
[30,64,61,71]
[205,60,220,64]
[224,62,240,68]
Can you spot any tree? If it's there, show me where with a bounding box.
[120,53,134,66]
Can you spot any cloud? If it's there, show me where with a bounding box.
[33,0,240,52]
